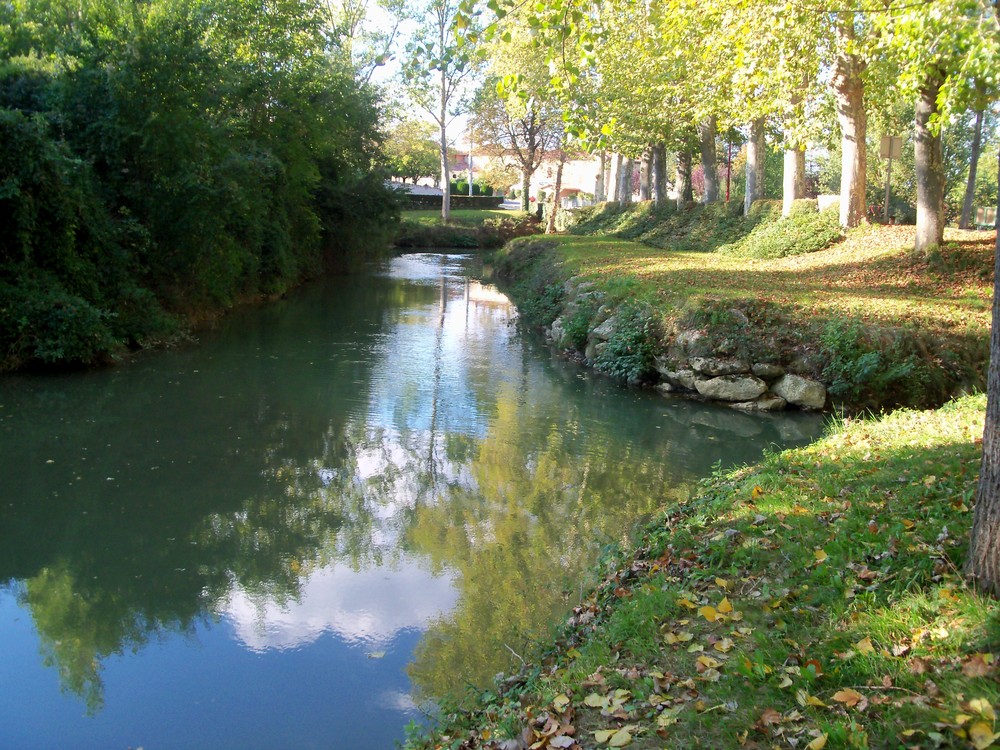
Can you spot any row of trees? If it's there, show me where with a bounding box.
[0,0,400,370]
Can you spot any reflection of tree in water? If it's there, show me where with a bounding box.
[0,257,825,716]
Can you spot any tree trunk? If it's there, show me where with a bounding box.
[782,147,806,217]
[967,147,1000,596]
[832,33,867,228]
[611,153,623,202]
[960,108,985,229]
[619,157,634,203]
[439,68,451,221]
[546,156,565,234]
[595,151,606,203]
[744,118,766,215]
[700,116,719,203]
[676,150,693,209]
[652,144,667,205]
[914,74,946,253]
[520,168,532,212]
[639,148,651,201]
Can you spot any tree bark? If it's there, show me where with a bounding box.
[744,118,766,215]
[783,147,806,217]
[700,116,719,203]
[439,67,451,221]
[619,157,634,203]
[967,147,1000,596]
[639,148,652,201]
[960,108,985,229]
[546,155,565,234]
[611,153,623,202]
[832,32,867,228]
[677,150,693,209]
[652,144,667,205]
[914,74,946,253]
[595,151,606,203]
[520,168,532,212]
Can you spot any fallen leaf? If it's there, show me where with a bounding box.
[964,654,996,678]
[677,598,697,610]
[832,688,864,707]
[550,737,575,749]
[778,675,793,688]
[699,606,720,622]
[718,597,734,614]
[814,549,828,564]
[585,693,608,708]
[758,708,783,726]
[714,638,735,653]
[608,728,633,747]
[594,729,616,743]
[969,721,1000,750]
[806,734,828,750]
[855,636,876,654]
[969,698,997,721]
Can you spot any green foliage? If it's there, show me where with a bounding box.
[0,0,396,369]
[819,318,942,407]
[720,202,843,259]
[593,303,660,384]
[494,237,565,325]
[568,200,780,253]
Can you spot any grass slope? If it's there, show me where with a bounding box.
[495,224,993,410]
[406,395,999,750]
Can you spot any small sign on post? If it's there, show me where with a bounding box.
[880,135,903,222]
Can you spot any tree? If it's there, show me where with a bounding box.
[965,0,1000,596]
[403,0,479,221]
[383,119,440,182]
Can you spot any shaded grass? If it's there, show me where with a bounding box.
[402,209,527,228]
[405,395,999,750]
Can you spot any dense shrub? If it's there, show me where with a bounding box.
[594,304,661,384]
[720,201,843,259]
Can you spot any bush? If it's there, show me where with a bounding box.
[721,201,842,259]
[594,304,660,384]
[494,238,565,326]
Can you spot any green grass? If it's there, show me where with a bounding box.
[401,208,527,228]
[405,395,999,750]
[493,223,993,410]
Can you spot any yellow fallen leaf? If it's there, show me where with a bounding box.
[699,605,720,622]
[752,485,765,498]
[552,694,570,710]
[677,598,697,609]
[806,734,828,750]
[608,728,633,747]
[832,688,864,707]
[956,713,973,725]
[697,655,723,669]
[657,711,679,728]
[718,597,734,614]
[585,693,608,707]
[778,675,793,688]
[687,643,705,653]
[969,698,997,721]
[969,721,1000,750]
[814,549,828,564]
[855,636,875,654]
[594,729,616,743]
[714,638,735,653]
[715,577,730,590]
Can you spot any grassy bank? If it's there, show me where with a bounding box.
[405,394,999,750]
[493,216,993,411]
[395,209,541,249]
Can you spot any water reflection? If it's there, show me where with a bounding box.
[0,253,826,747]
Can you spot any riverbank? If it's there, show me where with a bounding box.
[493,213,994,413]
[404,393,998,750]
[394,209,541,249]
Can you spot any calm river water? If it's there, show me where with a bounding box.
[0,253,826,749]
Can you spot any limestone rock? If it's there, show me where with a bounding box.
[772,374,827,409]
[690,357,750,377]
[658,368,699,391]
[731,394,787,412]
[751,362,785,379]
[694,374,767,402]
[548,316,567,347]
[591,316,617,341]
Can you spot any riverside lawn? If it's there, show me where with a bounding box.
[404,394,999,750]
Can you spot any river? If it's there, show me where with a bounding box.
[0,252,826,749]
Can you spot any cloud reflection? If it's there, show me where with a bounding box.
[220,560,458,652]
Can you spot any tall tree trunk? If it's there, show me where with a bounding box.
[914,74,946,253]
[611,153,624,202]
[783,147,806,217]
[639,148,652,201]
[676,150,693,209]
[619,157,634,203]
[967,147,1000,596]
[832,30,867,228]
[546,155,565,234]
[520,168,533,212]
[700,116,719,203]
[744,118,766,215]
[652,144,667,205]
[439,69,451,221]
[595,151,606,203]
[960,108,985,229]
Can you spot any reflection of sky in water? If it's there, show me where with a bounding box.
[220,558,458,651]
